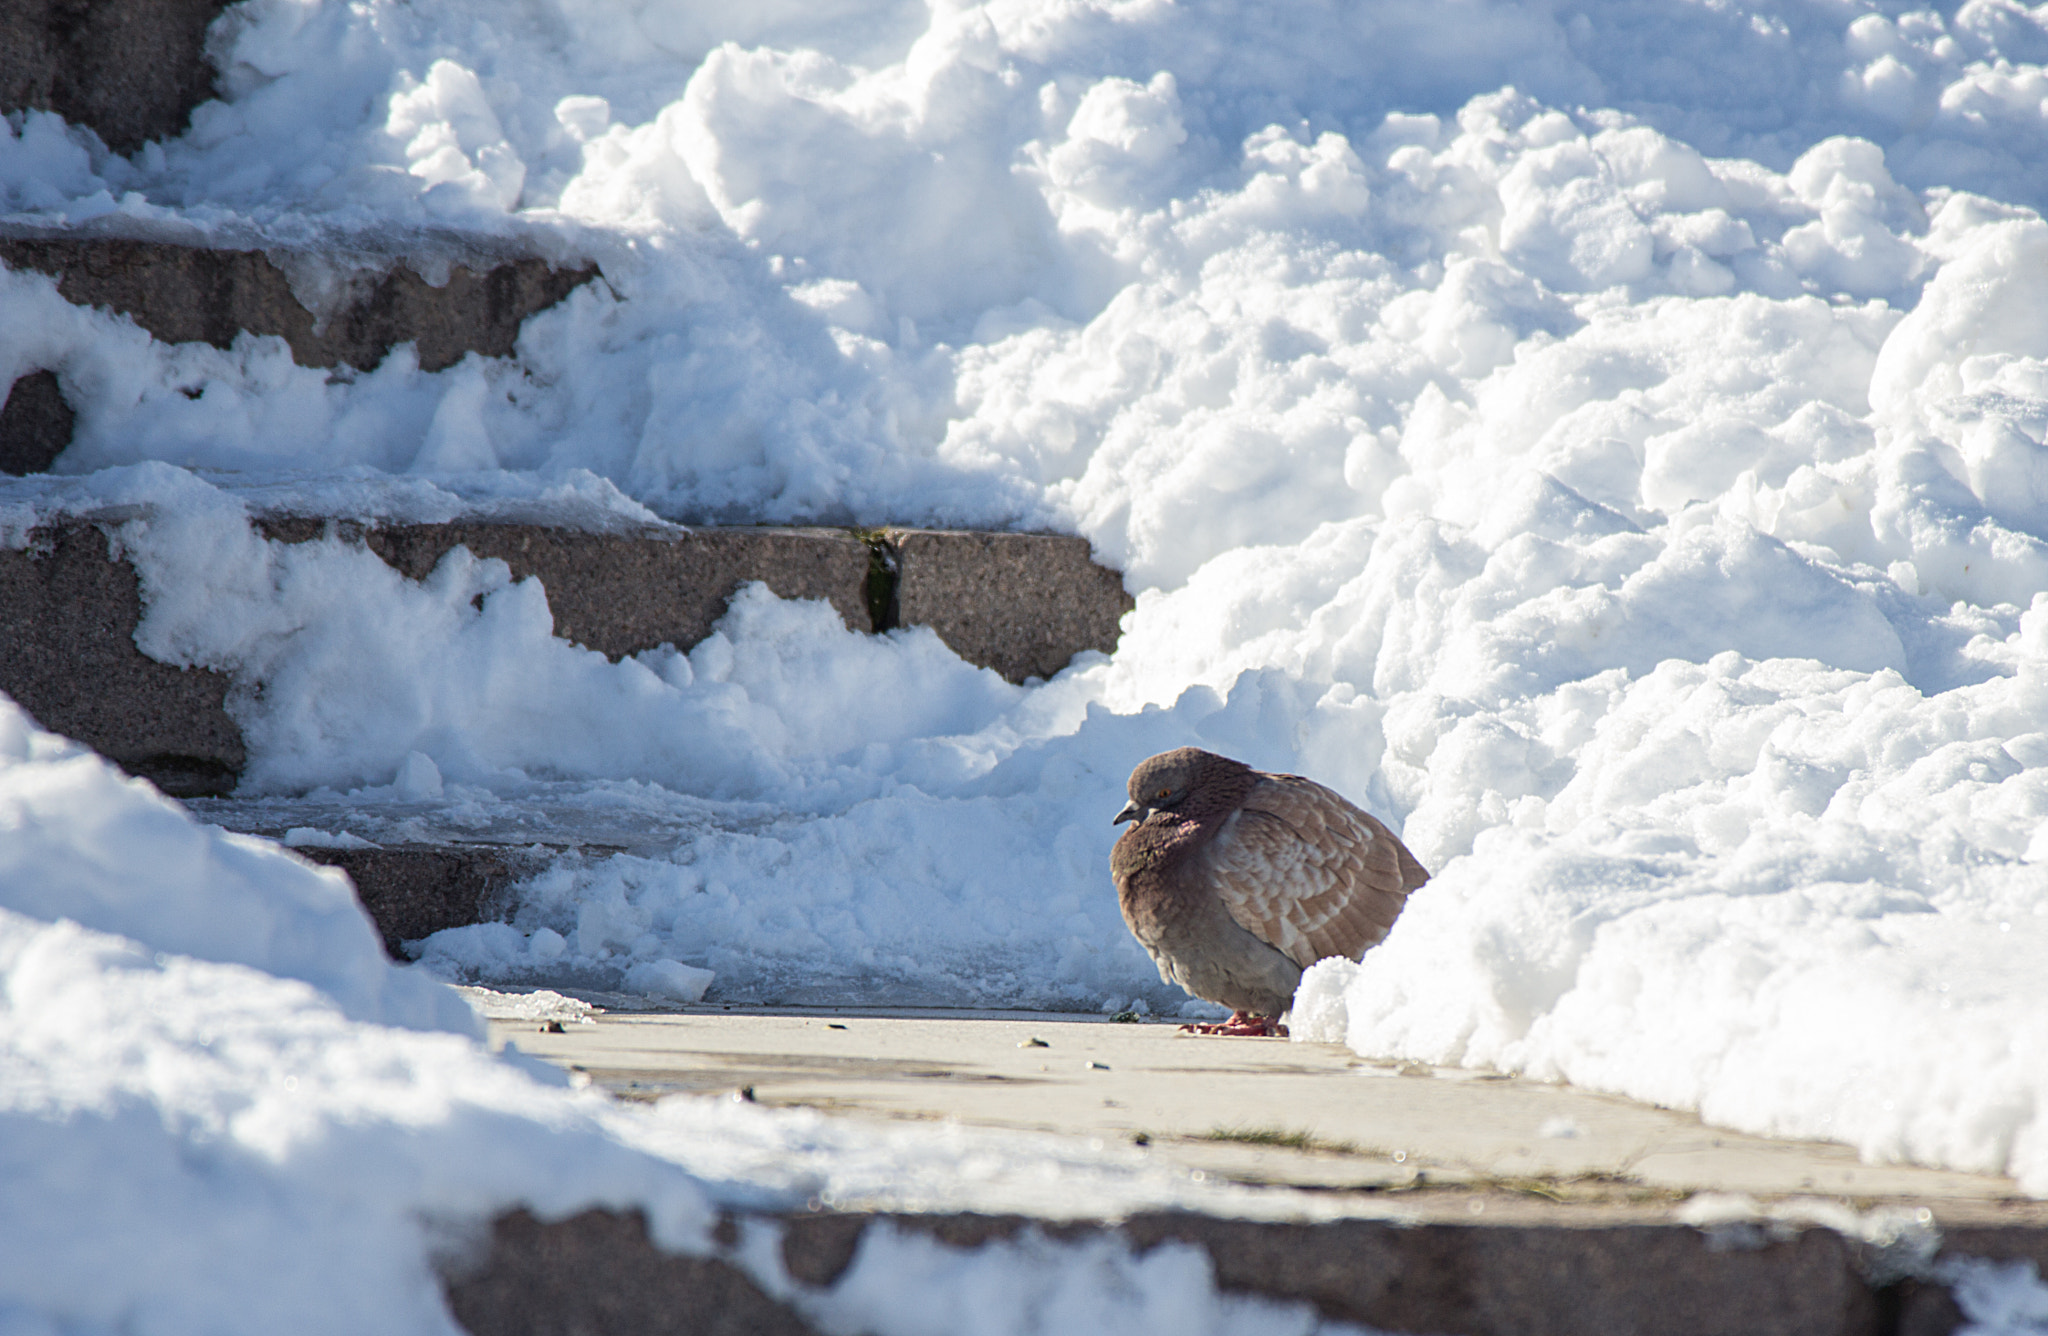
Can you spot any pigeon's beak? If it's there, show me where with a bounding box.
[1113,800,1144,826]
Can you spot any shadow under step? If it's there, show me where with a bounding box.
[288,842,554,962]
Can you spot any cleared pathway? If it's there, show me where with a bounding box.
[490,1004,2034,1223]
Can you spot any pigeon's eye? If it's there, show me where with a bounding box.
[1153,787,1171,801]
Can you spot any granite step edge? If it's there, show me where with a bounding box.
[440,1204,2048,1336]
[0,517,1132,798]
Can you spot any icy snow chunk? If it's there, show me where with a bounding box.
[281,827,377,849]
[410,360,501,473]
[554,95,612,143]
[1872,211,2048,425]
[789,277,883,334]
[1845,54,1922,124]
[1289,957,1359,1045]
[1499,139,1655,292]
[0,112,108,213]
[1594,126,1727,215]
[1779,138,1926,300]
[673,39,1066,338]
[1043,72,1188,208]
[393,751,445,801]
[454,984,596,1023]
[386,60,527,216]
[624,958,716,1003]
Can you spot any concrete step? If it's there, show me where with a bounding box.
[255,517,875,662]
[5,1,590,426]
[0,517,1129,799]
[1,0,231,153]
[291,842,549,962]
[446,1006,2048,1336]
[0,227,600,476]
[0,519,245,794]
[443,1205,1989,1336]
[0,230,598,381]
[492,1011,2026,1207]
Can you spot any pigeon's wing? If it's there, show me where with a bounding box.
[1200,774,1427,969]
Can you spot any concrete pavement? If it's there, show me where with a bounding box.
[486,1004,2037,1224]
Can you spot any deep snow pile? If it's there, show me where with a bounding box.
[4,0,2048,1212]
[0,700,709,1332]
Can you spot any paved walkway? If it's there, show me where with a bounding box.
[492,1005,2039,1225]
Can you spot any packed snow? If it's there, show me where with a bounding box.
[6,0,2048,1327]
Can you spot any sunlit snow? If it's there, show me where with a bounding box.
[6,0,2048,1330]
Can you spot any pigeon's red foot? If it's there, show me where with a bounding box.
[1179,1011,1288,1038]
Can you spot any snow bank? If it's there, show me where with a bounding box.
[0,684,473,1034]
[5,0,2048,1243]
[0,701,711,1333]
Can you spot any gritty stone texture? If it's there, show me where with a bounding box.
[0,369,74,475]
[0,236,597,372]
[888,529,1132,683]
[1893,1278,1964,1336]
[0,0,231,153]
[482,1208,1923,1336]
[1119,1213,1883,1336]
[316,522,876,658]
[442,1209,818,1336]
[779,1213,873,1288]
[0,522,241,796]
[1935,1224,2048,1271]
[291,844,544,959]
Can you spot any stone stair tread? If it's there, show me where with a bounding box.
[0,225,599,373]
[1,515,1129,800]
[491,1009,2032,1212]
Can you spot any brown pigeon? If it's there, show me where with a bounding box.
[1111,747,1428,1037]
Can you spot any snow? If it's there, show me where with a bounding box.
[1945,1259,2048,1336]
[0,698,471,1034]
[452,985,596,1024]
[782,1223,1373,1336]
[0,712,703,1333]
[6,0,2048,1326]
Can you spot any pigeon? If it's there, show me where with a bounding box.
[1111,747,1428,1037]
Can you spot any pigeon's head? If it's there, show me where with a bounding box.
[1114,747,1243,826]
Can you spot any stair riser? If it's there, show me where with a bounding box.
[1,520,1127,782]
[444,1206,2022,1336]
